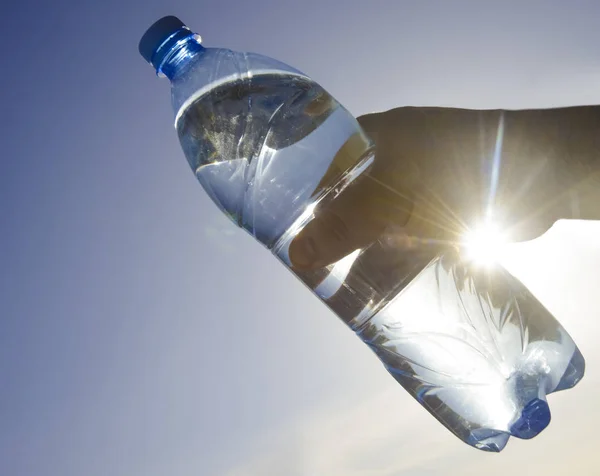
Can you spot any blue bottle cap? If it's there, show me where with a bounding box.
[139,16,189,67]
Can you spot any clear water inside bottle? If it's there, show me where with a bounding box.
[176,71,585,451]
[176,71,368,247]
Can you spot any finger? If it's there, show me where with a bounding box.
[290,169,414,270]
[289,204,366,270]
[289,114,419,271]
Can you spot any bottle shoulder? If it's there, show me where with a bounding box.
[170,48,308,123]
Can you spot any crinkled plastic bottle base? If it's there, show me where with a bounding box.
[467,348,585,452]
[466,398,551,452]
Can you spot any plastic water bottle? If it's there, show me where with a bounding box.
[138,16,585,452]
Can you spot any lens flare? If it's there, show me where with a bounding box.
[462,222,507,266]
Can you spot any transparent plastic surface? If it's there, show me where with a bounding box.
[168,45,305,122]
[356,253,584,451]
[177,71,370,246]
[170,43,584,451]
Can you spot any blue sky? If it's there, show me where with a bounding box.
[2,1,600,475]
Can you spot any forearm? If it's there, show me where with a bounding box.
[358,105,600,242]
[499,106,600,223]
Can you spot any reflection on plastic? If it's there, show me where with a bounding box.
[354,253,583,451]
[159,27,585,451]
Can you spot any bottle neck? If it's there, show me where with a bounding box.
[154,30,204,80]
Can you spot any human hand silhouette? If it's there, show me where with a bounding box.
[290,106,600,271]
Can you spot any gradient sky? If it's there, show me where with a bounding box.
[2,1,600,475]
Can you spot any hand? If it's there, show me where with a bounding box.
[290,105,600,271]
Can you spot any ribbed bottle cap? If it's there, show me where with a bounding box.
[139,16,188,65]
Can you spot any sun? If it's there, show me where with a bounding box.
[462,221,508,267]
